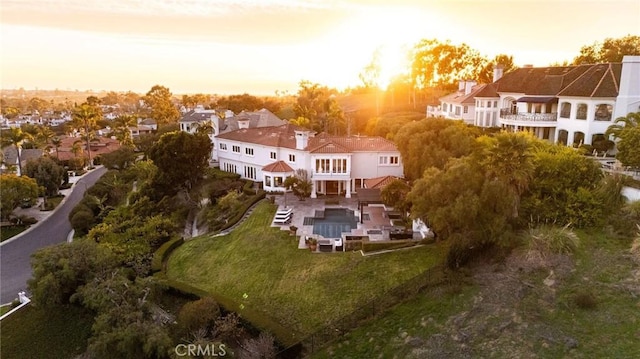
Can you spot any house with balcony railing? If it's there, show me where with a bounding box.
[216,125,404,198]
[430,56,640,146]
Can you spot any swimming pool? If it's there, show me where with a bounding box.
[307,208,358,239]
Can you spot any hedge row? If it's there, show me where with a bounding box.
[242,180,256,195]
[218,191,266,232]
[151,237,185,273]
[159,277,300,347]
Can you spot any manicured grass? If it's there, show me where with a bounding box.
[0,305,94,359]
[167,201,447,334]
[0,304,12,316]
[1,226,28,242]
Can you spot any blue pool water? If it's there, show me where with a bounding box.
[309,208,358,238]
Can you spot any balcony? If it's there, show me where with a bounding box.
[499,109,558,127]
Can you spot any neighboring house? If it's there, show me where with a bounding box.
[54,135,121,163]
[216,124,404,198]
[430,55,640,145]
[1,147,43,175]
[138,118,158,131]
[179,107,286,162]
[427,80,482,125]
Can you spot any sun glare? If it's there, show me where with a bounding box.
[313,5,442,91]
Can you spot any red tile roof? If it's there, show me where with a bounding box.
[364,175,400,189]
[262,160,294,173]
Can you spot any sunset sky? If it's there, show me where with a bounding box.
[1,0,639,95]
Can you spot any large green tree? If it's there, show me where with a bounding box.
[24,156,65,197]
[293,81,345,134]
[142,85,180,127]
[394,118,478,180]
[148,131,212,194]
[573,35,640,64]
[521,143,604,227]
[28,240,116,307]
[0,174,39,220]
[410,39,486,91]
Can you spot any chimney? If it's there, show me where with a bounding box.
[238,118,250,129]
[522,64,534,68]
[493,64,504,82]
[465,80,477,95]
[613,55,640,119]
[458,80,465,91]
[295,130,309,150]
[211,114,220,136]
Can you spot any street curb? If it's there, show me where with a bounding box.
[0,166,102,247]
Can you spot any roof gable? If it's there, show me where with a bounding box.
[262,160,294,173]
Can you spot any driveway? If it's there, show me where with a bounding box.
[0,167,107,304]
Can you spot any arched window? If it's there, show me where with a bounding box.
[557,130,568,145]
[594,103,612,121]
[576,103,588,120]
[573,131,585,147]
[560,102,571,118]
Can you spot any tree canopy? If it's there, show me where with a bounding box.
[0,174,39,220]
[394,118,478,180]
[573,35,640,64]
[293,81,346,134]
[148,131,212,195]
[606,112,640,168]
[24,156,65,197]
[142,85,180,127]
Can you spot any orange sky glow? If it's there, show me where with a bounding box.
[1,0,639,95]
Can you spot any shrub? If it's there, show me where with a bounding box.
[177,297,221,337]
[445,234,491,269]
[527,225,579,258]
[573,289,598,310]
[16,215,37,225]
[70,209,95,236]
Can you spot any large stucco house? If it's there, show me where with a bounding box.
[428,55,640,146]
[215,124,404,198]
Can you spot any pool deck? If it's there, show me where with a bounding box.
[270,193,395,250]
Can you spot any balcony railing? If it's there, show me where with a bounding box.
[500,109,557,122]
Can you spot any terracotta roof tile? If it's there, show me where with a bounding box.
[262,160,294,173]
[364,175,400,189]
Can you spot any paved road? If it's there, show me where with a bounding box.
[0,167,107,304]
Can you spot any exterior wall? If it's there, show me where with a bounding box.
[614,56,640,119]
[436,102,475,124]
[474,97,500,127]
[217,137,404,198]
[555,97,616,145]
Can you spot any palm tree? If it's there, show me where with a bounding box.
[605,112,640,139]
[37,125,55,150]
[482,132,534,218]
[51,136,62,161]
[113,114,137,147]
[72,103,101,168]
[0,127,33,176]
[71,140,84,169]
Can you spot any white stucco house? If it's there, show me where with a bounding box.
[430,56,640,145]
[216,124,404,198]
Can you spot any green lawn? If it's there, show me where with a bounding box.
[1,225,28,242]
[167,201,447,334]
[0,305,94,359]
